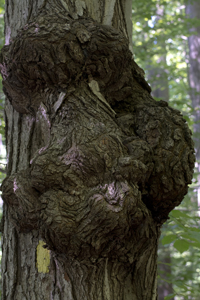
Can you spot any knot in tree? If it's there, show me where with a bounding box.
[0,7,195,300]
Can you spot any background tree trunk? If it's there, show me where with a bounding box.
[186,0,200,215]
[145,5,174,299]
[150,49,174,300]
[0,1,194,299]
[147,4,169,103]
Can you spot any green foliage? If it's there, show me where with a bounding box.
[132,0,194,127]
[173,239,190,254]
[165,294,177,300]
[162,234,177,245]
[158,192,200,299]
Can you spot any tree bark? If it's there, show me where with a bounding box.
[0,0,194,299]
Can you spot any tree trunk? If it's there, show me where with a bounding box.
[148,50,169,103]
[186,0,200,216]
[149,51,174,300]
[0,0,194,299]
[149,50,174,300]
[157,231,174,300]
[146,5,174,299]
[146,4,169,103]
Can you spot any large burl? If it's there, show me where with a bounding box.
[0,12,195,261]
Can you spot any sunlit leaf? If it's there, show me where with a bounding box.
[174,280,188,291]
[173,239,190,253]
[170,210,191,218]
[162,234,177,245]
[164,294,176,300]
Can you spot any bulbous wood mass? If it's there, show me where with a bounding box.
[0,12,195,264]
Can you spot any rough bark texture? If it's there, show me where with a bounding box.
[0,0,195,299]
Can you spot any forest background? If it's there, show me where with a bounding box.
[0,0,199,299]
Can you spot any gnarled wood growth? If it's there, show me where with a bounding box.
[0,2,194,300]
